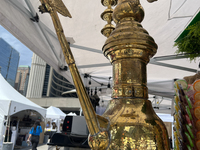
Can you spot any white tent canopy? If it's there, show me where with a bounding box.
[66,112,77,116]
[0,74,46,118]
[157,113,173,123]
[46,106,66,119]
[0,0,200,114]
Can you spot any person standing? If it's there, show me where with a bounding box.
[27,120,42,150]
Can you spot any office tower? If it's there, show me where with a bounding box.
[26,53,75,98]
[15,70,22,91]
[26,53,46,98]
[15,65,30,96]
[0,38,20,87]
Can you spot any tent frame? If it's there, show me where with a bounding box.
[9,0,197,73]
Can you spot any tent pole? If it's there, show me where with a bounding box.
[6,117,10,142]
[3,118,7,142]
[24,0,65,69]
[79,108,82,116]
[4,101,11,142]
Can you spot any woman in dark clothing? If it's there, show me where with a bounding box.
[27,120,42,150]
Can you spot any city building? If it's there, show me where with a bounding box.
[26,53,46,98]
[27,53,79,113]
[27,53,75,98]
[15,70,22,91]
[15,65,30,96]
[0,38,20,87]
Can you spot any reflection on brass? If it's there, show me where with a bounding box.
[38,0,106,137]
[101,0,117,37]
[88,130,110,149]
[39,0,72,17]
[39,0,170,149]
[101,0,118,6]
[101,23,115,38]
[101,99,170,149]
[97,0,170,149]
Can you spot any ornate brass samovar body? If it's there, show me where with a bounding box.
[38,0,170,149]
[89,0,170,149]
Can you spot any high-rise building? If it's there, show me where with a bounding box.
[0,38,20,87]
[49,69,75,97]
[26,53,75,98]
[15,70,22,91]
[15,65,30,96]
[26,53,46,98]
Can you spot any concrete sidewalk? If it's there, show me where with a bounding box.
[14,144,52,150]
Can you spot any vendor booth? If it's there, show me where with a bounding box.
[0,74,46,150]
[45,106,66,138]
[0,0,200,149]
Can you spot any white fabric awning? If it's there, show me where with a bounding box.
[157,113,173,123]
[0,0,198,82]
[46,106,66,119]
[0,74,46,118]
[0,0,199,114]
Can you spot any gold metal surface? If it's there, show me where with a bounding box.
[101,0,117,37]
[101,0,118,6]
[101,99,169,149]
[38,0,105,136]
[39,0,170,149]
[99,0,170,149]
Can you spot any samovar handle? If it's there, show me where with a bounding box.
[38,0,110,145]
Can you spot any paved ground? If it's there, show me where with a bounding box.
[14,144,50,150]
[14,144,90,150]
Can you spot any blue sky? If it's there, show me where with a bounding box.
[0,25,32,66]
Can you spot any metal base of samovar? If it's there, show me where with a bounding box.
[88,99,170,150]
[101,99,169,149]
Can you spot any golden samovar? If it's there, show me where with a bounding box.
[38,0,170,149]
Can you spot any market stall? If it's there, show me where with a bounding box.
[0,0,200,149]
[174,79,200,149]
[0,0,199,118]
[0,74,46,150]
[0,0,199,94]
[45,106,66,138]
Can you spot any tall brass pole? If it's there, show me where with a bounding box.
[38,0,170,149]
[38,0,102,136]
